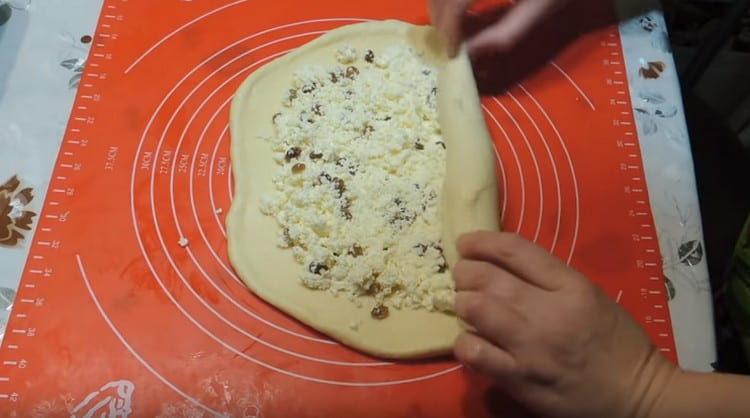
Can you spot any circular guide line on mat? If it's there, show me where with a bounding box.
[493,97,545,243]
[168,48,290,283]
[550,61,596,111]
[481,104,512,229]
[209,125,229,237]
[518,83,581,264]
[188,97,242,278]
[506,89,562,254]
[191,105,268,291]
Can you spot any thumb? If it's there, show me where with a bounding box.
[467,0,555,57]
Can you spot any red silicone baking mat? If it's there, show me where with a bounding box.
[0,0,676,416]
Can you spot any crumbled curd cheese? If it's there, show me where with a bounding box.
[335,45,358,64]
[261,44,452,317]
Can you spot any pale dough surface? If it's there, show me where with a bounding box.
[228,20,498,358]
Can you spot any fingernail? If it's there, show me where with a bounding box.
[467,341,483,363]
[448,44,458,58]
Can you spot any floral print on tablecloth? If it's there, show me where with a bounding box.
[0,175,37,247]
[0,175,35,341]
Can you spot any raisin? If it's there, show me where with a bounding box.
[371,304,389,320]
[414,243,429,256]
[436,141,446,149]
[345,66,359,79]
[415,142,424,150]
[288,89,298,101]
[330,72,339,83]
[302,83,316,94]
[333,177,346,197]
[391,198,415,224]
[431,87,437,95]
[362,123,374,135]
[316,172,332,185]
[400,213,416,224]
[335,157,356,175]
[282,228,293,246]
[341,198,353,220]
[638,61,666,79]
[435,244,448,273]
[422,69,431,75]
[312,104,323,116]
[383,116,392,121]
[285,146,302,162]
[349,244,364,257]
[309,262,328,275]
[366,281,382,295]
[291,163,305,174]
[365,49,375,63]
[272,112,282,123]
[309,151,323,160]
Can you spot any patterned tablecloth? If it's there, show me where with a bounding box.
[0,0,716,371]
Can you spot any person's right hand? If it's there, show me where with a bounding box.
[452,232,678,418]
[429,0,574,58]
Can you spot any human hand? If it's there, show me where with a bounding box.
[428,0,574,58]
[452,231,677,418]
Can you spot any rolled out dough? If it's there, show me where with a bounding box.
[228,20,498,359]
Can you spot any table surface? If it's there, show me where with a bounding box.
[0,0,716,371]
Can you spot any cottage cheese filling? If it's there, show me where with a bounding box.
[260,44,453,318]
